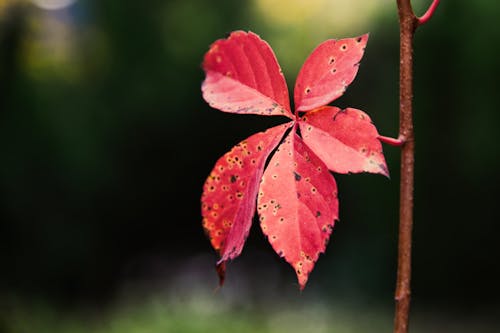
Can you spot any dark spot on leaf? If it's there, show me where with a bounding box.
[294,171,302,181]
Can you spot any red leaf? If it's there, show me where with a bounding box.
[201,123,291,284]
[201,31,389,289]
[294,34,368,112]
[299,106,388,176]
[202,31,293,118]
[257,131,338,289]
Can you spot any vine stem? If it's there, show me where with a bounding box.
[393,1,439,333]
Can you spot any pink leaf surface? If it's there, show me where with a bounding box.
[202,31,292,118]
[201,123,290,284]
[299,106,388,176]
[257,131,338,289]
[294,35,368,112]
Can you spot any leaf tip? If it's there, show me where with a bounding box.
[294,260,314,291]
[372,161,390,178]
[353,33,369,48]
[216,261,226,287]
[380,163,390,179]
[296,271,310,291]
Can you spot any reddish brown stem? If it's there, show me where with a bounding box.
[394,3,416,331]
[393,1,439,333]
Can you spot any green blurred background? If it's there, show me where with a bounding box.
[1,0,499,332]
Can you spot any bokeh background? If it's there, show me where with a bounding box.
[1,0,499,332]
